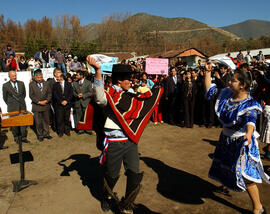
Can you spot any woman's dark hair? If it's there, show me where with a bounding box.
[66,73,72,78]
[141,72,148,78]
[234,70,251,91]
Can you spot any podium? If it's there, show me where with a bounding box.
[1,110,37,192]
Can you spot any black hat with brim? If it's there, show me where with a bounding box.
[111,64,135,82]
[112,64,134,73]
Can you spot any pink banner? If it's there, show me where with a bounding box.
[146,58,168,75]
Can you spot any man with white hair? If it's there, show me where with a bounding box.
[69,56,82,73]
[2,70,30,143]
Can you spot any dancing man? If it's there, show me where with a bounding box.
[87,56,163,214]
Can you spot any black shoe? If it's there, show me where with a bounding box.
[22,139,30,143]
[77,130,84,135]
[85,130,92,135]
[169,121,176,125]
[0,145,8,150]
[58,133,64,137]
[44,136,53,140]
[38,137,44,142]
[101,198,111,212]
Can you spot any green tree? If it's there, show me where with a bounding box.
[70,40,98,61]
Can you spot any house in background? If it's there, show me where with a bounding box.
[149,48,208,67]
[175,48,208,67]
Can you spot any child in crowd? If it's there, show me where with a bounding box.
[27,56,35,72]
[138,79,150,93]
[133,85,139,93]
[49,54,56,68]
[34,58,41,70]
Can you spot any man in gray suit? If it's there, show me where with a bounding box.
[29,70,53,142]
[2,70,30,143]
[73,70,93,134]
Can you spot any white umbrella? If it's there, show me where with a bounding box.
[90,54,114,64]
[210,56,236,70]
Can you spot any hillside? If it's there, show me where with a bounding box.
[126,13,240,42]
[86,13,240,43]
[221,19,270,39]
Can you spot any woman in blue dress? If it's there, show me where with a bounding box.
[204,63,270,214]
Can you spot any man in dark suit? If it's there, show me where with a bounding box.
[214,64,232,89]
[47,68,62,132]
[29,70,52,142]
[164,67,182,125]
[2,70,30,143]
[73,70,93,134]
[53,74,73,137]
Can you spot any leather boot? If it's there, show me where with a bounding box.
[120,169,144,213]
[101,175,119,212]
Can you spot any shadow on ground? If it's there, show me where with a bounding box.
[141,156,251,214]
[202,138,219,146]
[58,154,159,214]
[58,154,104,201]
[0,129,8,147]
[264,165,270,176]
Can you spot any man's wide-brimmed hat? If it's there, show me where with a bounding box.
[111,64,135,81]
[112,64,133,73]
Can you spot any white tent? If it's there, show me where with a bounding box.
[210,48,270,59]
[210,56,236,70]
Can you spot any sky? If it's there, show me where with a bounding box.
[1,0,270,27]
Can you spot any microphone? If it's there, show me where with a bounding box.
[7,90,26,113]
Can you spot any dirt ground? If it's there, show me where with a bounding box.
[0,123,269,214]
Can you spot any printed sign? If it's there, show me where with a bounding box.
[42,68,54,80]
[146,58,168,75]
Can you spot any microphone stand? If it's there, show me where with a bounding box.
[9,90,37,192]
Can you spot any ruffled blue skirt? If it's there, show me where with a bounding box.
[209,133,270,192]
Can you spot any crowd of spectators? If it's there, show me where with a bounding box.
[1,44,270,159]
[1,44,90,75]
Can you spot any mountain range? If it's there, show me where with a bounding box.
[221,19,270,40]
